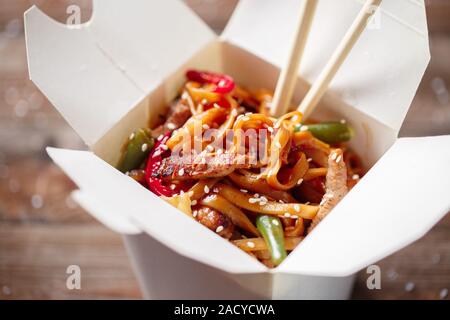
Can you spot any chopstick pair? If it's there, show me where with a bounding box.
[270,0,383,119]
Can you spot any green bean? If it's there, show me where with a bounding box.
[295,122,354,143]
[117,128,154,173]
[256,215,287,266]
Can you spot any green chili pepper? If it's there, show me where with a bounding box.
[117,128,154,173]
[256,215,287,266]
[295,122,354,144]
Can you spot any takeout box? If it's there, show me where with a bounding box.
[24,0,450,299]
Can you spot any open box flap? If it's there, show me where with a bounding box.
[278,135,450,276]
[25,0,215,146]
[47,147,266,274]
[223,0,430,132]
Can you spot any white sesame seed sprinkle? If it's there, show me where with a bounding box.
[275,142,282,148]
[201,98,208,105]
[213,103,221,109]
[193,210,198,218]
[178,168,185,176]
[307,158,312,162]
[404,282,415,292]
[160,144,168,151]
[153,150,162,157]
[202,124,210,130]
[254,193,260,198]
[129,132,135,140]
[300,125,309,132]
[247,241,255,248]
[284,213,291,218]
[167,123,176,130]
[204,185,210,194]
[335,155,342,163]
[294,204,300,212]
[272,220,280,226]
[240,189,248,193]
[188,191,194,197]
[352,174,360,180]
[213,187,219,193]
[340,119,347,124]
[215,226,224,233]
[267,127,274,133]
[260,196,268,202]
[157,134,163,141]
[242,116,250,121]
[297,178,304,185]
[170,184,176,190]
[331,153,337,161]
[439,288,448,299]
[141,143,148,152]
[191,200,197,206]
[249,198,259,204]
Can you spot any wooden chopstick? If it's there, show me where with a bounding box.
[270,0,318,117]
[298,0,383,119]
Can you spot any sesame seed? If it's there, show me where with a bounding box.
[319,198,326,206]
[193,210,198,218]
[284,213,291,218]
[254,193,260,198]
[213,187,219,193]
[275,142,282,148]
[352,174,360,180]
[331,153,337,161]
[129,132,135,140]
[247,241,256,248]
[237,114,244,121]
[188,191,194,197]
[240,189,248,193]
[170,184,176,190]
[167,123,176,130]
[294,204,300,212]
[249,198,259,204]
[153,150,161,157]
[267,127,274,133]
[180,190,184,196]
[202,124,210,130]
[160,144,168,151]
[278,200,285,204]
[218,80,226,87]
[297,178,303,185]
[305,202,310,205]
[300,125,309,132]
[213,103,221,109]
[307,158,312,162]
[125,171,130,176]
[157,134,163,141]
[201,98,208,105]
[272,220,280,226]
[216,226,224,233]
[335,155,342,163]
[260,196,268,202]
[191,200,197,206]
[141,143,148,152]
[204,185,210,194]
[242,116,250,121]
[340,119,347,124]
[178,168,185,176]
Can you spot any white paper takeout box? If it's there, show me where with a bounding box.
[25,0,450,299]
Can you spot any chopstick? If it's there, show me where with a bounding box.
[270,0,318,117]
[298,0,383,119]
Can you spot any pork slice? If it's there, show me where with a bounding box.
[308,148,348,232]
[152,99,191,138]
[154,152,252,181]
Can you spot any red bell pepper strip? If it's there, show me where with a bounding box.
[145,132,191,197]
[186,69,235,94]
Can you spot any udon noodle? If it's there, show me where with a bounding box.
[117,70,364,267]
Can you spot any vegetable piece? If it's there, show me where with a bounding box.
[117,128,154,173]
[295,122,354,143]
[186,69,235,94]
[256,215,287,266]
[145,132,192,197]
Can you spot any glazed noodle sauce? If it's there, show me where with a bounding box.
[117,70,364,268]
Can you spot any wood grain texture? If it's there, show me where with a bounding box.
[0,0,449,300]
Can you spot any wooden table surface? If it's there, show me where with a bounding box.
[0,0,449,300]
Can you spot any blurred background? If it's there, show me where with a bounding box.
[0,0,449,299]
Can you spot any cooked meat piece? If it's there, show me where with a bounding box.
[154,152,251,181]
[152,99,191,138]
[308,148,348,232]
[193,205,235,239]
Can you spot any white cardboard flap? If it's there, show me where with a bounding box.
[25,0,215,146]
[278,135,450,276]
[47,147,265,274]
[223,0,430,132]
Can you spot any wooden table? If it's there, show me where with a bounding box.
[0,0,449,300]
